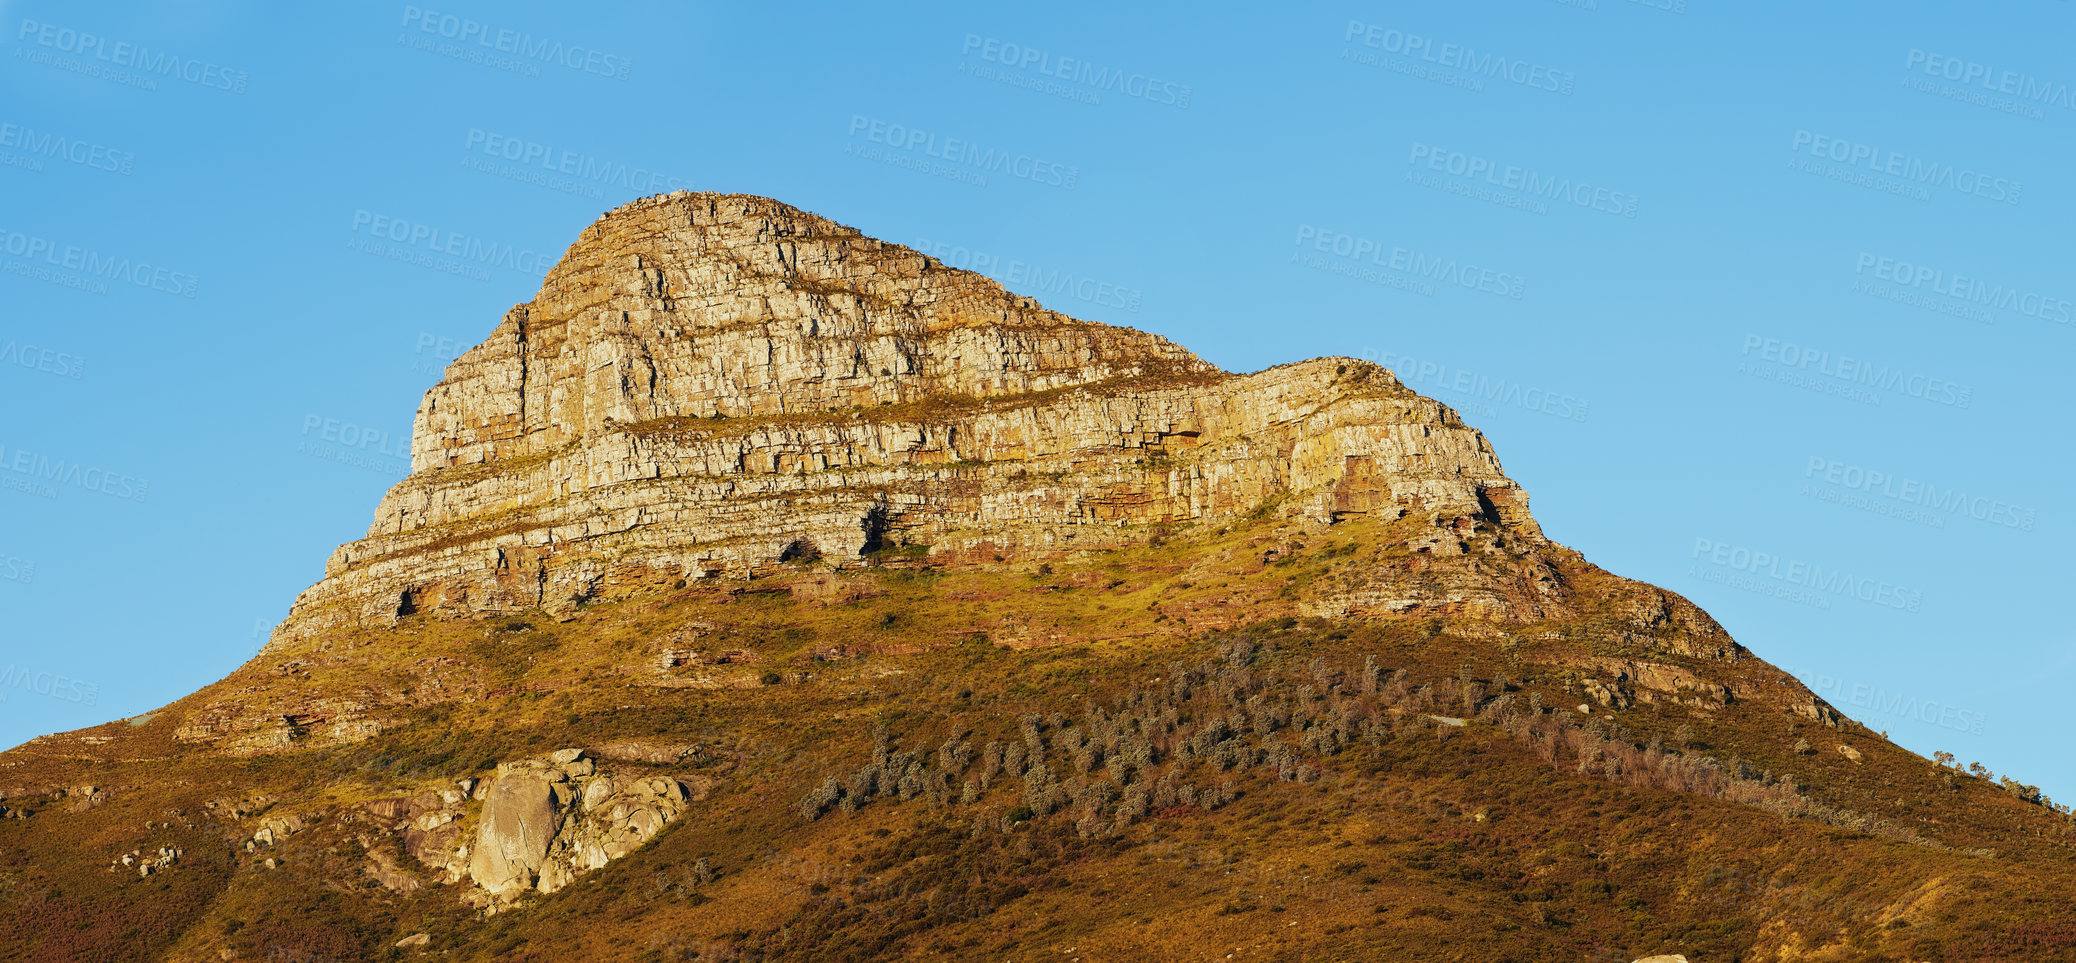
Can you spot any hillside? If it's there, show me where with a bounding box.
[1,193,2070,962]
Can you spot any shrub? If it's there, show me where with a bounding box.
[799,777,843,820]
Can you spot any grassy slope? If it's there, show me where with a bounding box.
[1,511,2072,962]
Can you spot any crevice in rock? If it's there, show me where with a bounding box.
[859,503,894,556]
[514,307,531,437]
[779,538,822,564]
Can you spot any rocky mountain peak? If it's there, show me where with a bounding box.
[412,191,1216,472]
[277,192,1540,644]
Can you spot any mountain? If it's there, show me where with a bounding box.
[2,192,2070,962]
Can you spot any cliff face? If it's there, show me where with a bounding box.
[279,192,1540,642]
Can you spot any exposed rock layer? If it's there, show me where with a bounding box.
[276,192,1541,643]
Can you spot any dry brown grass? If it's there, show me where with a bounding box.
[1,512,2071,961]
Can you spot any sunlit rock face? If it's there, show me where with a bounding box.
[274,192,1539,643]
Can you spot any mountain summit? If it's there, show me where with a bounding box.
[282,192,1539,641]
[3,193,2071,962]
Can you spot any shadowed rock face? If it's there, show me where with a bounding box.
[273,192,1544,644]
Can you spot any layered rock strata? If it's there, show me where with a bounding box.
[275,192,1540,643]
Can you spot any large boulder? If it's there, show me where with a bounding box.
[467,774,559,897]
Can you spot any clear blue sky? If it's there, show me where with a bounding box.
[3,0,2070,802]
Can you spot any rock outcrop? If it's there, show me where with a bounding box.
[350,748,701,907]
[463,750,699,905]
[272,191,1540,644]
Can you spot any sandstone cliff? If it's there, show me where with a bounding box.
[276,192,1540,644]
